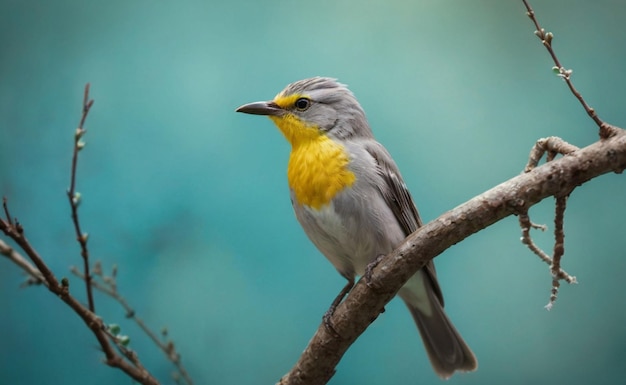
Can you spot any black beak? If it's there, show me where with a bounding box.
[235,101,284,116]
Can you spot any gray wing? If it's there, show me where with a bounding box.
[364,141,444,306]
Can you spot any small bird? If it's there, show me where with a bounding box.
[236,77,477,378]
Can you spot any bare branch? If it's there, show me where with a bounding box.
[521,0,621,138]
[545,195,568,310]
[519,213,552,264]
[0,85,161,384]
[67,83,96,312]
[520,136,578,296]
[518,209,576,285]
[1,210,62,291]
[1,200,160,384]
[519,190,573,313]
[0,239,45,286]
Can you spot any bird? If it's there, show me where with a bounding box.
[236,77,477,378]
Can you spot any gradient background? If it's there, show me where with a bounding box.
[1,1,626,384]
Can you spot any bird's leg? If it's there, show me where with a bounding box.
[364,254,386,288]
[364,255,387,316]
[323,277,354,337]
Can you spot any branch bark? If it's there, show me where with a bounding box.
[278,129,626,385]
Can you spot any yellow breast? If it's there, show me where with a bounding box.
[269,114,356,209]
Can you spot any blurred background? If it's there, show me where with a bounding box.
[1,0,626,384]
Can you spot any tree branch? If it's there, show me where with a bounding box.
[0,84,161,385]
[278,129,626,385]
[0,214,160,384]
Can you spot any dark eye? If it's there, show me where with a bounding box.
[294,97,311,111]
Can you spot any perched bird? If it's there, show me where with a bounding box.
[236,77,477,378]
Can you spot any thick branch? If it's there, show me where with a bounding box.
[278,129,626,385]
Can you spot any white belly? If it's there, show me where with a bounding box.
[295,192,405,278]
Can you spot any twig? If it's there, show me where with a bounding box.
[0,238,45,286]
[3,197,14,226]
[522,0,621,139]
[518,213,576,285]
[67,83,96,312]
[524,136,579,173]
[545,195,568,310]
[518,211,576,285]
[518,213,551,264]
[520,135,578,308]
[1,211,62,292]
[0,203,159,384]
[71,264,194,385]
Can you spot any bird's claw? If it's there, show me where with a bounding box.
[364,254,385,288]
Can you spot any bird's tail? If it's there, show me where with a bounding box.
[398,275,477,379]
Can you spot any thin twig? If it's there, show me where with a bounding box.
[1,211,62,291]
[519,213,551,263]
[524,136,579,172]
[518,212,576,285]
[521,135,579,284]
[545,195,568,310]
[67,83,96,312]
[0,238,46,286]
[71,265,194,385]
[520,133,578,309]
[3,197,14,226]
[522,0,621,139]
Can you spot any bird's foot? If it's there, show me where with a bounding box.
[364,254,386,289]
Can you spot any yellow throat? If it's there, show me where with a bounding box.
[269,110,356,210]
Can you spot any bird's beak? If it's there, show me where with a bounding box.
[235,101,284,116]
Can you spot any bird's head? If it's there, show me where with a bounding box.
[236,77,372,146]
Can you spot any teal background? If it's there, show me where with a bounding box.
[1,1,626,384]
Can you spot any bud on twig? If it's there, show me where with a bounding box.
[72,192,82,206]
[108,324,121,336]
[75,128,86,140]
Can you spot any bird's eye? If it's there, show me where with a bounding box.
[294,97,311,111]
